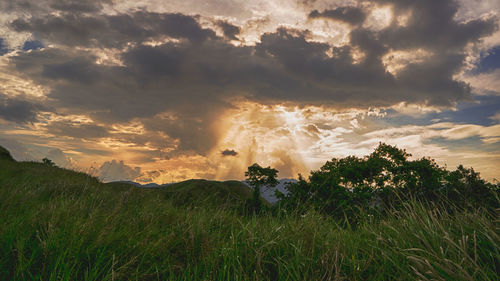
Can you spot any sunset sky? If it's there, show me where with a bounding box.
[1,0,499,183]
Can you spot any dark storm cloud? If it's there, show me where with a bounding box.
[309,6,366,26]
[221,149,238,156]
[0,0,111,13]
[5,0,498,156]
[42,57,101,83]
[0,93,40,123]
[216,20,241,40]
[22,40,44,51]
[394,53,472,105]
[254,28,396,103]
[0,39,9,56]
[46,121,109,139]
[11,15,108,47]
[49,0,112,13]
[378,0,497,52]
[11,11,216,48]
[122,45,183,76]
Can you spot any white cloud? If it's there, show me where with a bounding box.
[98,159,142,182]
[490,112,500,123]
[45,148,75,168]
[463,69,500,95]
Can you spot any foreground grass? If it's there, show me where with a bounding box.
[0,159,499,280]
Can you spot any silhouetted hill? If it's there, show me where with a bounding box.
[163,179,253,206]
[0,146,253,207]
[112,178,296,203]
[0,145,14,162]
[106,179,256,206]
[107,180,165,188]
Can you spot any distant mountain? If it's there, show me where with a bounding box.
[109,181,167,188]
[106,179,254,206]
[163,179,253,207]
[242,178,297,204]
[110,178,297,203]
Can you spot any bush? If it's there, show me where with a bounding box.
[42,157,56,167]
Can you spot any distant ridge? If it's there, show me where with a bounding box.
[0,145,254,208]
[243,178,296,204]
[105,179,254,206]
[110,178,298,203]
[107,178,297,201]
[109,180,167,188]
[1,143,290,204]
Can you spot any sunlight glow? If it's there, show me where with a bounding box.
[364,6,392,31]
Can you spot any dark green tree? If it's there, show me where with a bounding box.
[42,158,55,167]
[245,163,279,213]
[444,165,499,211]
[277,143,498,222]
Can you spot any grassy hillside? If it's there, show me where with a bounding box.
[104,179,253,207]
[156,179,252,207]
[0,146,499,280]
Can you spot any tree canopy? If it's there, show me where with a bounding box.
[245,163,279,213]
[275,143,499,223]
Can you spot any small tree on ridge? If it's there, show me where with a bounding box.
[245,163,279,213]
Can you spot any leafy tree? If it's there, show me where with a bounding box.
[276,174,311,212]
[443,165,499,211]
[277,143,498,223]
[245,163,279,213]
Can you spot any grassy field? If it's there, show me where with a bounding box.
[0,147,499,280]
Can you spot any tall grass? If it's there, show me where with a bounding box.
[0,160,498,280]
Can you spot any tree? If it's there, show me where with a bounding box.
[245,163,279,213]
[42,157,55,167]
[278,143,442,222]
[277,143,498,222]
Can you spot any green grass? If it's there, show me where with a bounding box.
[0,151,499,280]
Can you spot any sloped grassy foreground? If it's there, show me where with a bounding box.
[0,147,499,280]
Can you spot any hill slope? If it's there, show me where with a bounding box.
[0,146,14,162]
[163,179,252,206]
[0,145,498,281]
[105,179,254,206]
[0,146,253,208]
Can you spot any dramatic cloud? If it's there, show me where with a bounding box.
[0,0,499,181]
[309,7,366,26]
[10,12,217,49]
[216,20,241,40]
[45,121,109,139]
[0,0,112,14]
[464,69,500,94]
[0,93,40,123]
[221,149,238,156]
[0,39,9,55]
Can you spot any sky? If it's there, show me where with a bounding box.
[0,0,499,183]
